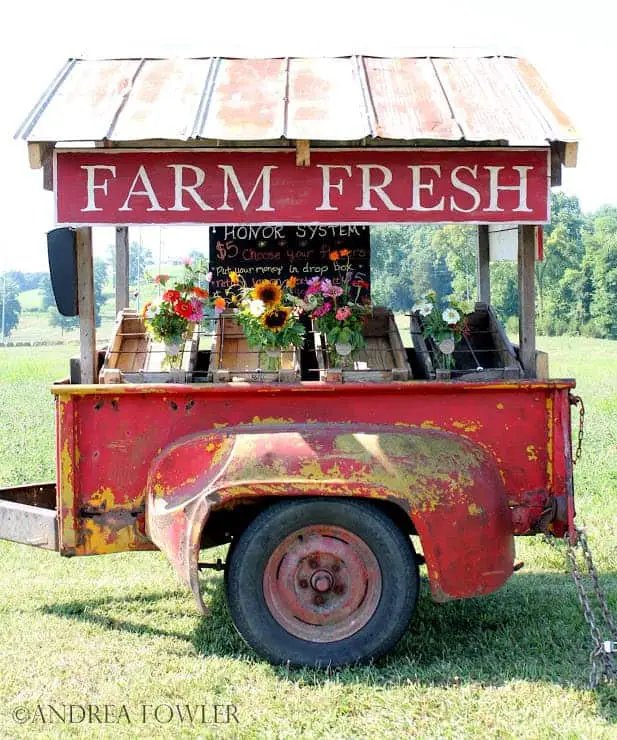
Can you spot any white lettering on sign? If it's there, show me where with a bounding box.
[408,165,445,211]
[484,166,533,213]
[356,165,403,211]
[80,165,117,211]
[315,165,352,211]
[167,164,213,211]
[449,166,481,213]
[218,165,277,211]
[118,166,164,212]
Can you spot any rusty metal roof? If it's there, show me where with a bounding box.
[16,55,578,147]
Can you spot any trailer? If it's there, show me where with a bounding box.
[2,53,588,667]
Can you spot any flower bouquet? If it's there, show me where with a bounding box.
[303,251,372,368]
[142,261,211,368]
[411,291,469,372]
[214,273,305,372]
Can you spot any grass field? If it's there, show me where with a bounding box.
[0,339,615,738]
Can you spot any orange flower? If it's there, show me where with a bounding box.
[229,271,240,284]
[329,251,340,261]
[214,296,226,311]
[286,276,298,289]
[192,286,209,299]
[141,301,152,318]
[153,274,170,285]
[339,248,350,257]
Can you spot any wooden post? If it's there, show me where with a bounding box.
[518,225,536,378]
[115,226,130,315]
[477,225,490,303]
[76,227,97,384]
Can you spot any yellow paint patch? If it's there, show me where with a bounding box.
[496,402,504,410]
[526,445,538,462]
[468,503,484,516]
[452,420,482,433]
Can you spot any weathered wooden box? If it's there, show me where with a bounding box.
[410,302,524,381]
[314,307,411,383]
[99,309,199,384]
[208,310,301,383]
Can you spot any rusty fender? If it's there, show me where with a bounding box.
[145,424,514,614]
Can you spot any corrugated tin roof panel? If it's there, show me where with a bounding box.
[200,58,287,140]
[286,57,370,140]
[111,58,213,141]
[364,57,462,140]
[18,54,578,147]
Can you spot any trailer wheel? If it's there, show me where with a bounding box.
[225,498,419,667]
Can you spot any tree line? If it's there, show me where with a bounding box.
[371,193,617,338]
[1,193,615,340]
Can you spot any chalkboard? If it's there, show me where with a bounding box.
[208,225,370,297]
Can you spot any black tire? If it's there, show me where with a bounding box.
[225,498,419,667]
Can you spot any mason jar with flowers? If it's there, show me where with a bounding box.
[303,250,372,367]
[142,260,211,368]
[216,273,305,371]
[411,290,469,372]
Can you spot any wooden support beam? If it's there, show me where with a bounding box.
[296,139,310,167]
[28,142,48,169]
[550,146,562,187]
[76,227,97,384]
[115,227,130,315]
[563,142,578,168]
[477,225,491,303]
[518,225,536,378]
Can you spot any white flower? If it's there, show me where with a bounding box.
[412,301,433,317]
[248,299,266,317]
[442,308,460,325]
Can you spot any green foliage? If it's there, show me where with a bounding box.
[0,276,21,338]
[371,192,617,338]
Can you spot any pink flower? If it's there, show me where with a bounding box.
[206,272,213,282]
[182,256,193,266]
[336,306,351,321]
[188,298,204,322]
[322,281,343,298]
[312,302,332,318]
[304,277,322,297]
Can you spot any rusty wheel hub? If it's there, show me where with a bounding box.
[263,525,382,642]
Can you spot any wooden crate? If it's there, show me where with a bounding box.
[314,307,411,383]
[208,311,300,383]
[410,302,523,381]
[99,309,199,384]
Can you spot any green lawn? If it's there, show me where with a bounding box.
[0,341,615,738]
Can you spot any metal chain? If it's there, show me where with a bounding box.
[570,394,585,464]
[547,528,617,688]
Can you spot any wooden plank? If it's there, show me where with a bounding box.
[550,146,562,187]
[28,142,48,169]
[477,225,491,303]
[76,228,97,384]
[563,142,578,168]
[296,139,310,167]
[518,225,537,378]
[115,227,130,314]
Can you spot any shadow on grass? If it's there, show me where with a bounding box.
[41,571,617,721]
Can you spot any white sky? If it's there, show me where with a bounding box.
[0,0,614,272]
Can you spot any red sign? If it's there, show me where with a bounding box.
[55,148,550,225]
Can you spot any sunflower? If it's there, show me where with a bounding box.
[252,280,282,306]
[260,306,291,332]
